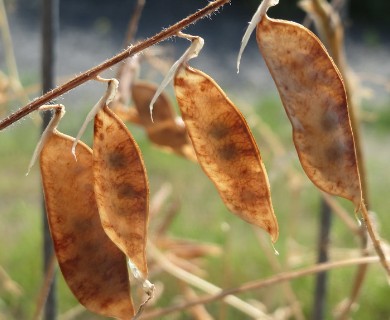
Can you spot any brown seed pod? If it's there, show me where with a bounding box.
[40,132,134,319]
[132,81,176,125]
[174,65,278,242]
[93,105,149,277]
[256,15,362,207]
[111,103,142,125]
[131,81,196,160]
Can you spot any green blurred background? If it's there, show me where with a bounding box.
[1,0,389,319]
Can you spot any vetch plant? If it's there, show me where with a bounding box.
[0,0,389,319]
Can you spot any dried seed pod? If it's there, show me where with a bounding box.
[111,103,142,125]
[93,105,149,277]
[131,81,196,160]
[40,132,134,318]
[132,81,176,125]
[257,15,362,207]
[174,65,278,242]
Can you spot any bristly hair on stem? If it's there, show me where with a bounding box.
[0,0,231,131]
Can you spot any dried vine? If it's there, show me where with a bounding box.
[0,0,230,130]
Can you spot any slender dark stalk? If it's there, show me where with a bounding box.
[312,200,332,320]
[0,0,230,131]
[41,0,59,318]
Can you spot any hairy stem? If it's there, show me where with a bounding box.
[0,0,230,131]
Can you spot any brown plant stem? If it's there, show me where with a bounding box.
[360,204,390,275]
[140,256,383,320]
[0,0,231,131]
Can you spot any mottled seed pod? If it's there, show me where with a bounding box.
[93,105,149,277]
[174,65,278,242]
[257,15,362,208]
[40,132,134,319]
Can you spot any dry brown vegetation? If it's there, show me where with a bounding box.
[1,0,389,319]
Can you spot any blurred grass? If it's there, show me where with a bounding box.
[0,92,389,319]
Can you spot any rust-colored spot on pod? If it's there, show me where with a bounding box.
[40,132,133,319]
[174,65,278,242]
[257,15,362,207]
[93,105,149,277]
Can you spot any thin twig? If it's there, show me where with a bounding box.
[147,242,271,319]
[181,283,214,320]
[360,204,390,275]
[0,0,231,130]
[141,256,383,319]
